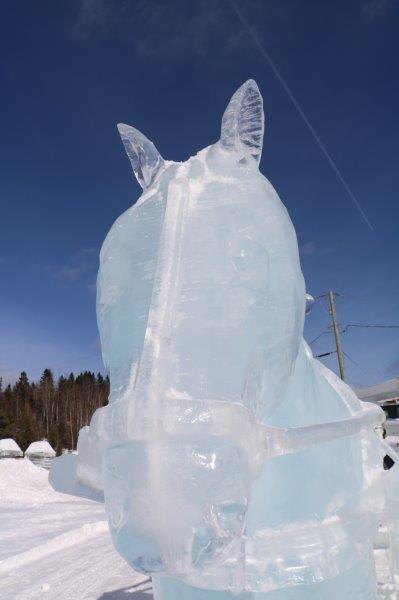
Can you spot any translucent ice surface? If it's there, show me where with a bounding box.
[78,80,399,599]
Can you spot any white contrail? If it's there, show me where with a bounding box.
[229,0,374,231]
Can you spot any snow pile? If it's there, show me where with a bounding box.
[0,458,54,505]
[0,456,146,598]
[25,440,56,457]
[0,438,23,458]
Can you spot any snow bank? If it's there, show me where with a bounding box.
[25,439,56,457]
[0,520,108,577]
[0,438,23,458]
[0,456,140,598]
[0,458,53,504]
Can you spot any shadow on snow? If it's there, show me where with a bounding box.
[97,578,153,599]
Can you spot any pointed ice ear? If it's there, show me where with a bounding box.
[117,123,164,189]
[220,79,264,164]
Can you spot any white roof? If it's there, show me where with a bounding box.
[25,440,56,457]
[0,438,23,455]
[353,378,399,404]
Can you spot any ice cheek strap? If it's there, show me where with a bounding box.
[105,395,385,475]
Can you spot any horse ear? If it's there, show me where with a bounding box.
[117,123,165,189]
[220,79,264,164]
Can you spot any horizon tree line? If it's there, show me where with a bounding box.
[0,369,109,454]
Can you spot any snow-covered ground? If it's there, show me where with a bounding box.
[376,547,399,600]
[0,457,398,599]
[0,458,150,599]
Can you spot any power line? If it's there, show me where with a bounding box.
[315,350,336,359]
[342,351,369,378]
[308,293,398,380]
[228,0,374,231]
[316,292,343,299]
[342,323,399,333]
[317,298,330,317]
[309,330,333,346]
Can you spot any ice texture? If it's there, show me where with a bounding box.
[79,80,399,599]
[117,123,164,190]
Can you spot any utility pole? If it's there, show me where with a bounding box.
[328,291,346,381]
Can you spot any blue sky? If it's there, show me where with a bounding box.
[0,0,398,387]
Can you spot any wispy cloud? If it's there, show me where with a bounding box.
[87,278,97,295]
[73,0,125,38]
[0,328,104,385]
[46,247,98,283]
[300,241,317,257]
[299,241,340,259]
[72,0,265,60]
[362,0,397,20]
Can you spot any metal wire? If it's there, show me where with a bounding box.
[309,329,334,345]
[342,323,399,333]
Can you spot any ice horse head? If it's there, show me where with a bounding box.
[98,79,305,420]
[79,80,395,599]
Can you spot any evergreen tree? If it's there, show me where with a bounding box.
[0,408,14,438]
[40,368,54,437]
[0,370,109,452]
[14,371,30,419]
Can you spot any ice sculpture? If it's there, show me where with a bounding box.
[78,80,399,599]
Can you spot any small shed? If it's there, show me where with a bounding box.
[25,440,56,469]
[354,378,399,436]
[0,438,23,459]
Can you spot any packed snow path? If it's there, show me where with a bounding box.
[0,457,398,599]
[0,459,151,599]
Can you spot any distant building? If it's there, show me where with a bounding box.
[354,378,399,435]
[25,440,56,469]
[0,438,23,459]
